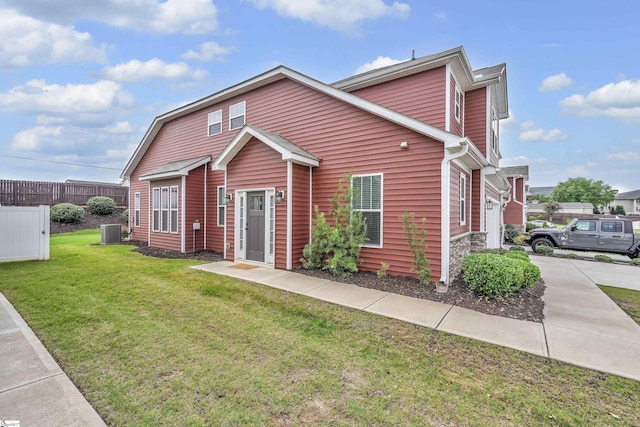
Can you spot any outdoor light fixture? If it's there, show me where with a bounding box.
[486,199,493,210]
[400,141,409,149]
[275,190,285,205]
[225,193,233,204]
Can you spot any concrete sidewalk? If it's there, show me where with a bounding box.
[192,258,640,381]
[0,294,106,426]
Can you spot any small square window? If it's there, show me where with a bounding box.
[229,101,246,130]
[208,110,222,136]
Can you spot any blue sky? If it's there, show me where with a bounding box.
[1,0,638,192]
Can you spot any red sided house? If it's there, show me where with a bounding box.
[122,46,512,284]
[502,166,529,231]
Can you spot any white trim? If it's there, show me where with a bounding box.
[460,173,467,226]
[181,176,186,252]
[148,181,151,243]
[203,165,207,249]
[445,64,451,132]
[454,85,462,123]
[152,187,161,232]
[217,185,226,227]
[229,101,246,130]
[223,171,228,260]
[207,109,222,136]
[134,192,140,227]
[160,187,169,233]
[139,156,210,181]
[480,169,486,232]
[233,187,276,267]
[309,167,313,241]
[265,189,275,266]
[286,163,293,270]
[351,173,383,249]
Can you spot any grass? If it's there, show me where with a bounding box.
[1,230,639,426]
[599,285,640,326]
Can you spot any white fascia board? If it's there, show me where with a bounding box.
[139,156,210,181]
[283,152,320,167]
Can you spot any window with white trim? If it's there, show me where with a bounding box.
[161,187,169,232]
[208,109,222,136]
[152,188,160,232]
[217,186,225,227]
[352,174,382,247]
[170,186,178,233]
[134,192,140,227]
[229,101,246,130]
[454,86,462,122]
[460,173,467,225]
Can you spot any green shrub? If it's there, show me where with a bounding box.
[520,262,541,290]
[503,251,529,262]
[51,203,84,224]
[87,196,117,215]
[565,253,579,259]
[594,254,613,263]
[512,234,527,246]
[631,258,640,267]
[525,222,538,232]
[462,254,524,297]
[504,224,520,244]
[401,212,431,285]
[509,245,525,252]
[536,246,554,256]
[377,262,389,278]
[480,248,507,255]
[121,208,129,225]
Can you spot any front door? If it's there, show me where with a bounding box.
[247,192,265,262]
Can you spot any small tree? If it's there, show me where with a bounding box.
[400,211,431,285]
[544,200,561,222]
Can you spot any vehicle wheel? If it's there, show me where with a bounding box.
[531,238,554,253]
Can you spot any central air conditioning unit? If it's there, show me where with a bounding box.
[100,224,122,245]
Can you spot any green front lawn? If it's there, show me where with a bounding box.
[1,230,639,426]
[599,285,640,326]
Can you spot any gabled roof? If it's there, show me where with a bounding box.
[122,65,472,179]
[139,155,211,181]
[212,125,320,170]
[615,189,640,200]
[332,46,508,119]
[501,165,529,180]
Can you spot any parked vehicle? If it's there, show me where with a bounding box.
[525,218,640,259]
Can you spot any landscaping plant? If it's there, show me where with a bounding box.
[87,196,117,215]
[462,252,540,298]
[594,254,614,263]
[400,211,431,285]
[536,246,554,256]
[51,202,85,223]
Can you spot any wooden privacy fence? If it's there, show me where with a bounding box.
[0,180,128,207]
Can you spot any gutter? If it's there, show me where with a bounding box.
[440,139,470,284]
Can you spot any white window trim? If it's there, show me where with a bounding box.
[161,187,169,233]
[170,186,178,234]
[152,188,160,232]
[454,86,462,123]
[208,109,222,136]
[229,101,246,130]
[460,173,467,226]
[352,173,383,248]
[217,186,225,227]
[134,192,140,228]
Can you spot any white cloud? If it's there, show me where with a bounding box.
[501,156,548,167]
[0,79,135,126]
[559,80,640,123]
[248,0,410,32]
[0,8,107,68]
[182,41,230,61]
[606,152,640,161]
[543,42,561,48]
[101,59,209,83]
[2,0,218,35]
[538,73,572,92]
[518,120,568,142]
[12,126,62,150]
[566,165,586,175]
[354,56,407,75]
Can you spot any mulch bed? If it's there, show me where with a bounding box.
[133,245,224,262]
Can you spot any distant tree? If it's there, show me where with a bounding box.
[528,193,551,203]
[544,200,561,222]
[552,177,617,211]
[610,205,626,216]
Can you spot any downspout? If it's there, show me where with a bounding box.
[440,139,469,284]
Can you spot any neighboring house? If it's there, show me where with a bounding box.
[502,166,528,230]
[528,201,594,215]
[528,186,555,198]
[122,46,510,284]
[613,189,640,215]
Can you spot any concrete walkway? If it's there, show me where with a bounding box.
[192,257,640,381]
[0,294,106,426]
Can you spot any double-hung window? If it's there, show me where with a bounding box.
[217,186,225,226]
[152,188,160,231]
[134,192,140,227]
[352,174,382,247]
[454,86,462,122]
[229,101,246,130]
[170,186,178,233]
[208,109,222,136]
[161,187,169,232]
[460,173,467,225]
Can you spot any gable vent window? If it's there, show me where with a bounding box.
[208,109,222,136]
[229,101,246,130]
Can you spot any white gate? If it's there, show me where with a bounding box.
[0,205,50,262]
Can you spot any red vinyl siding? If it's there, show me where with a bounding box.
[185,166,206,252]
[131,77,445,279]
[450,163,470,238]
[464,87,487,157]
[291,164,311,269]
[349,67,447,130]
[450,77,463,136]
[471,169,482,232]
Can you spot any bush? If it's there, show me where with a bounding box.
[462,254,525,298]
[512,234,527,246]
[631,258,640,267]
[520,262,541,290]
[51,203,84,224]
[503,251,530,262]
[536,246,554,256]
[509,245,525,252]
[594,254,613,263]
[504,224,520,244]
[525,222,538,232]
[121,208,129,225]
[87,196,117,215]
[480,248,507,255]
[401,212,431,285]
[565,253,579,259]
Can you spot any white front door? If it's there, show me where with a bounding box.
[486,200,500,248]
